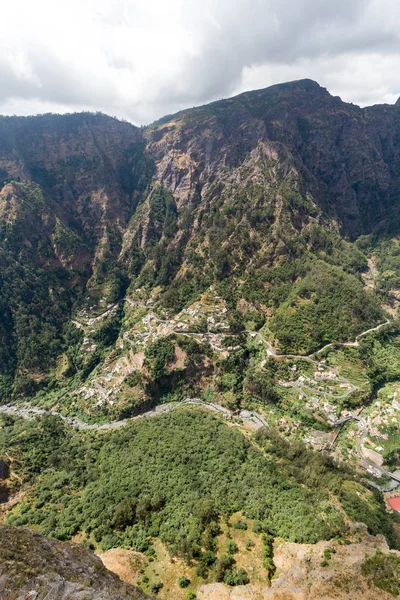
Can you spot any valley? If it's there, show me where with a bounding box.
[2,80,400,598]
[0,316,396,488]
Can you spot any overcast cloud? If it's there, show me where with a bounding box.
[0,0,399,124]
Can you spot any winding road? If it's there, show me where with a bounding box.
[331,414,400,484]
[0,396,398,484]
[1,315,395,483]
[257,320,390,360]
[256,320,400,484]
[0,398,268,433]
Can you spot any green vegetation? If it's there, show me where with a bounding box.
[0,115,154,400]
[255,427,399,546]
[150,581,163,594]
[245,364,279,404]
[232,520,247,531]
[222,566,249,586]
[178,576,190,588]
[1,409,398,566]
[147,186,178,245]
[0,207,73,398]
[261,532,275,578]
[372,238,400,301]
[362,549,400,597]
[358,322,400,391]
[144,337,175,379]
[226,539,238,555]
[270,262,383,354]
[320,547,336,567]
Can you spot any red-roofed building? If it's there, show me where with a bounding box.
[388,497,400,512]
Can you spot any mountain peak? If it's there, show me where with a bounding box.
[218,79,329,109]
[269,78,323,91]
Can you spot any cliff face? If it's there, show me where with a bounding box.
[0,113,150,267]
[1,80,398,278]
[146,79,400,238]
[0,525,153,600]
[0,80,398,404]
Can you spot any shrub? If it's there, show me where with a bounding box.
[214,554,235,582]
[178,576,190,588]
[226,539,238,555]
[150,582,163,594]
[232,520,248,530]
[223,568,250,586]
[199,550,216,567]
[362,550,400,596]
[196,563,208,579]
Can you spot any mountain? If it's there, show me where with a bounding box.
[0,79,398,416]
[147,78,400,237]
[2,79,400,598]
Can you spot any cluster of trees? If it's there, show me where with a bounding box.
[140,334,214,403]
[270,261,383,354]
[0,250,72,399]
[367,238,400,300]
[244,363,279,404]
[255,427,399,547]
[2,409,398,565]
[358,321,400,392]
[144,337,176,380]
[362,549,400,596]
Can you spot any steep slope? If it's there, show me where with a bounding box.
[0,80,398,416]
[1,410,400,599]
[146,79,400,236]
[197,528,400,600]
[0,524,153,599]
[0,113,153,400]
[2,409,400,591]
[3,83,400,600]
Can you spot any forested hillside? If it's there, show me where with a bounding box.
[0,80,399,413]
[1,408,399,596]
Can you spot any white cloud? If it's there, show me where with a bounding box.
[0,0,399,124]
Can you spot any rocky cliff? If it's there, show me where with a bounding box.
[0,525,153,600]
[0,79,399,411]
[145,79,400,237]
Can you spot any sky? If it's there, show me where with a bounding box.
[1,0,399,125]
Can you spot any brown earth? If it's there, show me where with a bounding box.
[99,547,145,585]
[100,524,399,600]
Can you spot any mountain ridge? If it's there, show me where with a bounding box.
[0,78,398,416]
